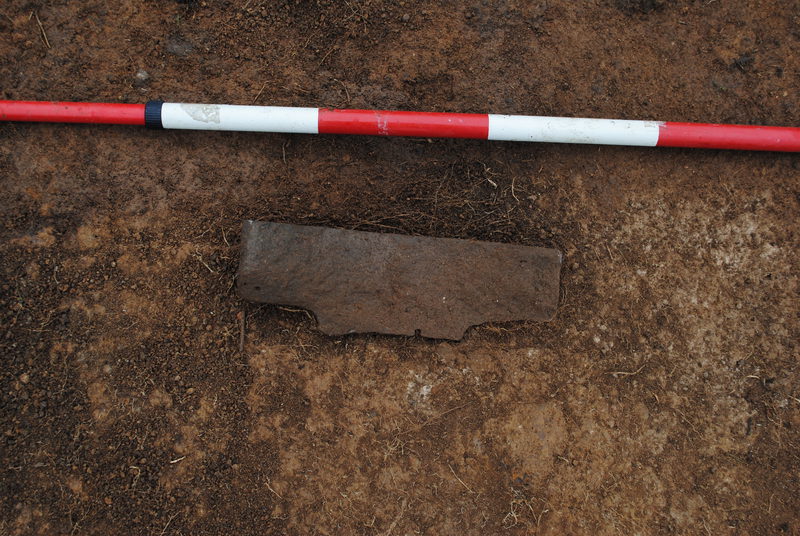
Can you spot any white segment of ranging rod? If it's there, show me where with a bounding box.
[161,103,319,133]
[487,115,661,146]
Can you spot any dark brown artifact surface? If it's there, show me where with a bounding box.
[238,221,561,339]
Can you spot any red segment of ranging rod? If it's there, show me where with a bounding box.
[0,100,145,125]
[657,122,800,152]
[318,108,489,139]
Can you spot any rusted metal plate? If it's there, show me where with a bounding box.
[237,221,561,340]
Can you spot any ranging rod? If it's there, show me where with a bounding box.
[1,100,798,152]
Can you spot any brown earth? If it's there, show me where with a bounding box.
[1,1,799,534]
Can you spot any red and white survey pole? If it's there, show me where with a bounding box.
[1,100,799,152]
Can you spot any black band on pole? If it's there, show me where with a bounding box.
[144,101,164,129]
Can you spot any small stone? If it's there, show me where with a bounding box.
[104,497,112,505]
[166,39,193,57]
[401,13,410,22]
[133,69,151,88]
[19,373,29,384]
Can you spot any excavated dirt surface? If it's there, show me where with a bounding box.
[1,1,799,534]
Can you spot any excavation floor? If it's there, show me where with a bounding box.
[1,1,798,534]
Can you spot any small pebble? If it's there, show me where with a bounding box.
[401,13,410,22]
[134,69,151,88]
[166,39,193,57]
[19,373,30,384]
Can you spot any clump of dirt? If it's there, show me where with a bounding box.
[1,0,799,534]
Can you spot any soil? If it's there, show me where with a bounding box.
[1,1,799,534]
